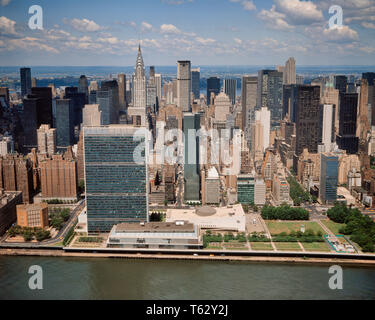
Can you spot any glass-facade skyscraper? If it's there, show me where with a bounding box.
[55,99,74,148]
[257,70,283,127]
[183,113,200,202]
[336,92,359,154]
[320,153,339,204]
[207,77,221,104]
[224,78,237,105]
[84,125,149,233]
[20,67,32,97]
[237,174,255,205]
[191,68,200,100]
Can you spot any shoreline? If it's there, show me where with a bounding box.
[2,248,375,267]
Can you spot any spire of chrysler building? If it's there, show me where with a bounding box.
[132,43,147,108]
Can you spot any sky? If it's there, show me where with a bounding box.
[0,0,375,66]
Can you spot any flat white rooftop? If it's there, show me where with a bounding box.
[166,204,246,232]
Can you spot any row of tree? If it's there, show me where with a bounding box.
[261,205,309,220]
[8,226,51,242]
[327,203,375,252]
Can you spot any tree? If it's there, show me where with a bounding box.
[35,230,51,242]
[23,231,33,242]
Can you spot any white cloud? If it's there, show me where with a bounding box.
[141,21,153,32]
[361,21,375,29]
[258,6,294,31]
[322,25,359,42]
[98,36,119,45]
[242,0,256,11]
[274,0,324,25]
[7,37,59,53]
[195,37,216,45]
[64,18,102,32]
[1,0,11,6]
[0,16,17,35]
[229,0,256,11]
[160,24,181,34]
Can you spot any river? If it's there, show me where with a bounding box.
[0,256,375,300]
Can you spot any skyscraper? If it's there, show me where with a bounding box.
[224,78,237,105]
[362,72,375,126]
[20,67,32,97]
[357,79,370,142]
[191,68,200,100]
[334,75,348,94]
[155,73,162,103]
[82,104,102,127]
[320,104,336,153]
[177,61,191,112]
[257,70,283,126]
[84,125,149,232]
[285,57,296,85]
[322,87,339,137]
[282,84,298,121]
[207,77,221,104]
[64,87,86,128]
[336,92,359,154]
[255,107,271,153]
[118,73,126,111]
[295,85,321,155]
[241,76,257,147]
[101,80,120,124]
[22,96,39,148]
[132,45,147,109]
[147,66,157,111]
[320,153,339,204]
[31,87,53,127]
[37,124,56,155]
[39,150,77,200]
[96,89,112,125]
[78,75,89,102]
[55,99,74,148]
[237,173,255,205]
[183,113,200,201]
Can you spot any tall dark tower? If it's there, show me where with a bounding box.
[336,92,359,154]
[257,70,283,126]
[295,85,322,156]
[207,77,220,104]
[31,87,53,127]
[78,75,89,103]
[20,67,32,97]
[334,75,347,94]
[101,80,120,124]
[64,87,86,129]
[22,95,39,148]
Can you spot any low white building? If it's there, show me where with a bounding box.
[107,221,202,249]
[166,204,246,232]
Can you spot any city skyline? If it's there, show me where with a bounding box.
[0,0,375,66]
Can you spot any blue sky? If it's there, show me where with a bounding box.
[0,0,374,66]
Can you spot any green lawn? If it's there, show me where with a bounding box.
[250,242,274,251]
[266,221,324,235]
[322,220,346,235]
[275,242,302,251]
[301,242,331,252]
